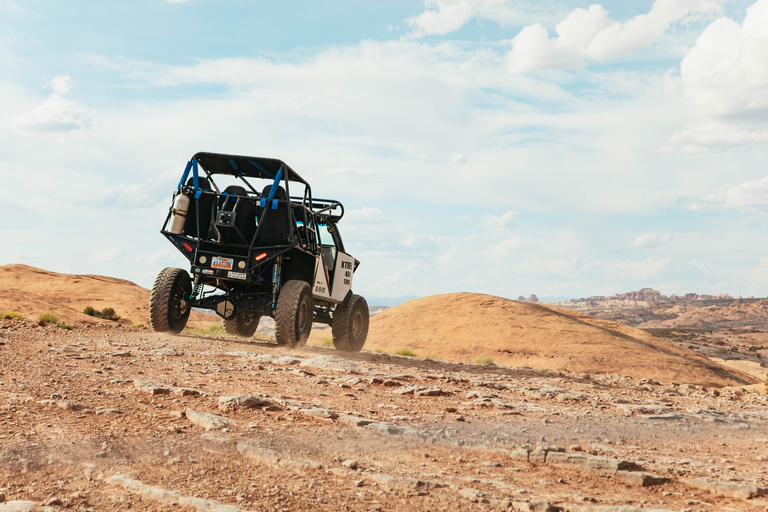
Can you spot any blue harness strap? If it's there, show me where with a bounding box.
[191,159,200,190]
[177,160,193,190]
[260,169,283,209]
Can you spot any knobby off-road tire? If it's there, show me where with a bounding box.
[149,267,192,334]
[223,312,261,337]
[275,280,313,348]
[332,293,369,352]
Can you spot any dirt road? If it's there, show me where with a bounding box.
[1,319,767,511]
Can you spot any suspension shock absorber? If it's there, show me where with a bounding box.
[271,256,282,310]
[191,275,203,299]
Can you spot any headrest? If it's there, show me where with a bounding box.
[260,185,286,200]
[186,176,211,190]
[223,185,248,197]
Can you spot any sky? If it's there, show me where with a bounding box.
[1,0,768,301]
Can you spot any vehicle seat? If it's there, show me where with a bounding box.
[255,185,291,246]
[184,177,215,239]
[217,185,256,245]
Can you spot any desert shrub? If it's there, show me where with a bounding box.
[425,353,440,359]
[474,355,494,365]
[132,323,145,329]
[395,348,417,357]
[58,322,73,330]
[374,348,385,353]
[321,337,334,346]
[101,307,119,320]
[38,311,58,325]
[83,306,96,316]
[1,311,26,321]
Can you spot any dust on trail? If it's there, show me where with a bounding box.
[1,319,768,511]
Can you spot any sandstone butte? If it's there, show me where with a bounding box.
[366,293,759,388]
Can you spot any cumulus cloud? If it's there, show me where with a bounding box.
[406,0,523,38]
[90,247,124,262]
[507,0,721,73]
[610,256,671,280]
[479,210,518,229]
[667,0,768,149]
[687,176,768,212]
[7,75,93,134]
[627,233,671,250]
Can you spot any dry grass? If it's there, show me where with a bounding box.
[395,348,418,357]
[38,311,58,325]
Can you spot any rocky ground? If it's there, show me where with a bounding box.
[1,318,768,512]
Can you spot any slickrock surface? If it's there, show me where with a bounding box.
[0,264,214,328]
[365,293,758,387]
[2,319,768,511]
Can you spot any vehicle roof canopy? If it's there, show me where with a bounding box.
[192,152,308,186]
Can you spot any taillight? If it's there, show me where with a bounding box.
[183,243,193,252]
[255,252,267,261]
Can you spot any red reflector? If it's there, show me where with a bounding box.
[255,252,267,261]
[183,243,193,252]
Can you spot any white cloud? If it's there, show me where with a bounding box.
[667,0,768,149]
[507,0,721,73]
[610,256,671,280]
[479,210,518,229]
[450,153,467,164]
[90,247,124,262]
[688,176,768,212]
[627,233,671,250]
[6,75,94,134]
[406,0,523,39]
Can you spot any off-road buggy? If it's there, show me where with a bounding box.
[149,152,369,351]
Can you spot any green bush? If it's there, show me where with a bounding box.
[0,311,27,321]
[374,348,385,353]
[58,322,73,330]
[101,307,118,320]
[321,337,334,346]
[38,311,58,324]
[474,355,495,364]
[83,306,96,316]
[395,348,417,357]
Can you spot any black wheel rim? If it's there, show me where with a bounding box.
[352,310,363,339]
[172,285,189,320]
[298,298,309,333]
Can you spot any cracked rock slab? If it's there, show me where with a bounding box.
[186,409,236,431]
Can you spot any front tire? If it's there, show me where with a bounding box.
[275,280,313,348]
[149,267,192,334]
[332,293,369,352]
[223,312,261,337]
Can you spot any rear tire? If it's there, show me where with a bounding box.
[149,267,192,334]
[332,293,369,352]
[275,280,313,348]
[223,312,261,337]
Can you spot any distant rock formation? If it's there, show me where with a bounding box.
[569,288,733,303]
[517,294,539,303]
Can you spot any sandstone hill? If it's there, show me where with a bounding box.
[366,293,758,388]
[0,264,214,328]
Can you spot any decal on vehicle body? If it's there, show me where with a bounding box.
[202,269,214,275]
[212,256,234,270]
[227,271,247,280]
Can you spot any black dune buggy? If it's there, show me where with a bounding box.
[149,151,369,351]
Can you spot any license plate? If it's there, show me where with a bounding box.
[227,271,247,280]
[211,256,233,270]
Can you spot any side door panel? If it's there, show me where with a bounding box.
[312,256,332,299]
[330,252,355,302]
